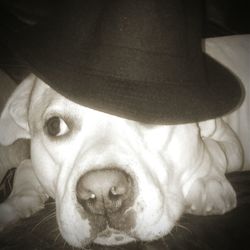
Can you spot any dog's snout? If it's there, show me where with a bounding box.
[76,169,134,215]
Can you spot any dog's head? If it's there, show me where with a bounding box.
[0,75,213,247]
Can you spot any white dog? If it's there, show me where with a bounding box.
[0,35,249,247]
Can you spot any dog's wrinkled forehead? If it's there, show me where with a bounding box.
[29,79,137,131]
[30,79,97,123]
[31,79,75,114]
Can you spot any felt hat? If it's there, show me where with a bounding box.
[7,0,242,124]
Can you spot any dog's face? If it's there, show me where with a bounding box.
[0,75,210,247]
[30,78,191,246]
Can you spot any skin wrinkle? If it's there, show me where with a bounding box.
[135,152,165,205]
[122,124,168,187]
[208,140,228,173]
[186,141,207,180]
[57,147,88,208]
[177,128,211,197]
[159,160,183,229]
[160,125,176,154]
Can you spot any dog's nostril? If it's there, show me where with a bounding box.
[109,186,125,201]
[76,169,134,215]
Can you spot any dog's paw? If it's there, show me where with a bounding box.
[0,202,19,231]
[0,195,46,231]
[185,177,236,215]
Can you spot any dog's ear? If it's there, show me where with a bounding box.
[0,74,36,145]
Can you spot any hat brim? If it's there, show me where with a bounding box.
[20,49,243,124]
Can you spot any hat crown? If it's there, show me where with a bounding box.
[51,0,205,85]
[95,0,187,56]
[12,0,242,124]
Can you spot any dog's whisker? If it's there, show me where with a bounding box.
[54,231,63,243]
[167,230,176,241]
[31,211,56,232]
[63,239,68,249]
[51,226,60,234]
[160,237,169,245]
[175,222,192,234]
[54,233,60,243]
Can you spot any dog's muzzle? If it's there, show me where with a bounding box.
[74,167,136,244]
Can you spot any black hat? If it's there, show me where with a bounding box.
[7,0,243,124]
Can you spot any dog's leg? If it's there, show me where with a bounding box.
[0,159,48,230]
[199,118,243,173]
[0,139,30,181]
[185,174,237,215]
[183,118,243,215]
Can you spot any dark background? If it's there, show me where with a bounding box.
[0,0,249,37]
[204,0,249,37]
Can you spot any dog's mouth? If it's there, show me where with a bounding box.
[94,227,136,245]
[78,206,137,246]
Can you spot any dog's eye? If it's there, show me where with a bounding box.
[45,116,69,137]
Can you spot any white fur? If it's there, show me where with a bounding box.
[0,35,249,247]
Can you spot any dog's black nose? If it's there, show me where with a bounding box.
[76,169,134,215]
